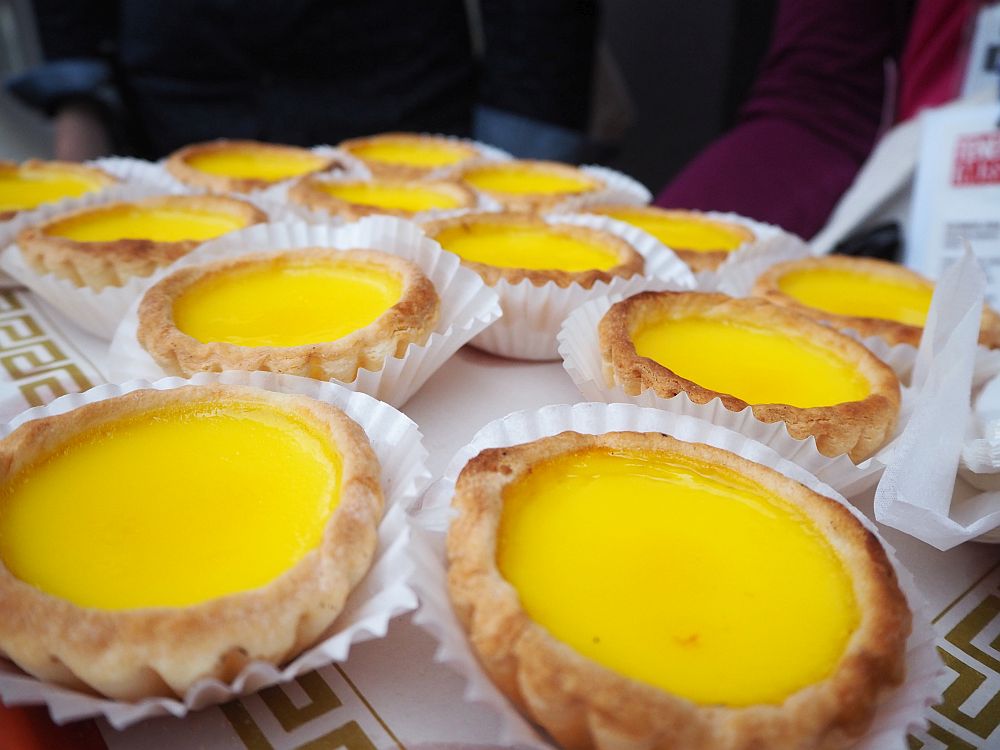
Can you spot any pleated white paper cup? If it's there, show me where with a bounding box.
[0,180,308,338]
[460,212,696,361]
[107,217,502,407]
[409,402,942,750]
[0,371,430,728]
[557,293,896,496]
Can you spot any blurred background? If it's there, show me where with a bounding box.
[0,0,777,193]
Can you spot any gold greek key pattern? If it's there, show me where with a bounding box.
[909,565,1000,749]
[220,667,402,750]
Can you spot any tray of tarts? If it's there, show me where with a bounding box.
[580,205,757,273]
[337,132,492,180]
[0,383,383,701]
[14,194,266,290]
[288,174,478,220]
[0,160,117,222]
[753,254,1000,349]
[165,139,341,193]
[136,247,440,383]
[596,291,901,461]
[444,427,915,750]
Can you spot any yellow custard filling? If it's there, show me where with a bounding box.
[0,168,106,213]
[601,209,747,253]
[778,267,933,327]
[435,222,620,272]
[46,205,248,243]
[349,140,470,168]
[498,447,858,707]
[174,258,403,347]
[0,399,340,610]
[632,315,870,407]
[319,181,463,212]
[186,147,326,181]
[462,164,594,196]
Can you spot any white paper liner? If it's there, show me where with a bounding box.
[409,402,942,750]
[0,370,431,728]
[957,378,1000,541]
[0,177,310,338]
[107,217,502,407]
[462,212,696,361]
[557,293,886,496]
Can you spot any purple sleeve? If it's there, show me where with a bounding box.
[656,0,903,238]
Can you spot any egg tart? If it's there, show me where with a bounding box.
[288,175,476,220]
[454,159,604,212]
[0,160,116,221]
[448,430,910,750]
[753,255,1000,349]
[137,248,439,382]
[0,384,382,700]
[599,292,900,460]
[165,140,339,193]
[584,205,754,272]
[423,212,643,288]
[16,194,265,290]
[338,132,481,180]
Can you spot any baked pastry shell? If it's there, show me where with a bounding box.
[446,429,912,750]
[422,211,645,290]
[450,159,606,212]
[754,254,1000,349]
[288,174,478,221]
[15,194,267,290]
[598,291,902,461]
[338,132,484,180]
[164,139,341,193]
[0,383,384,701]
[0,160,117,222]
[136,247,441,383]
[583,205,756,273]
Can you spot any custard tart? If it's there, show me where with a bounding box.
[137,248,440,382]
[453,159,604,212]
[0,160,116,221]
[448,430,910,750]
[289,175,476,220]
[16,194,265,290]
[166,140,338,193]
[753,255,1000,348]
[599,291,900,460]
[0,384,382,700]
[338,132,481,180]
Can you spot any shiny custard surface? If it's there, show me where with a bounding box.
[0,399,341,610]
[632,315,871,407]
[185,147,326,181]
[45,204,248,243]
[348,139,471,167]
[497,446,859,706]
[435,221,621,272]
[777,267,934,327]
[319,181,463,212]
[173,258,403,347]
[0,167,105,213]
[462,164,594,196]
[601,208,747,253]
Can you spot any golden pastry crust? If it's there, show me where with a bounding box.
[598,292,901,461]
[584,205,755,272]
[0,383,383,700]
[422,211,644,289]
[287,175,477,220]
[447,430,911,750]
[137,248,440,382]
[16,194,266,290]
[338,132,481,180]
[165,139,340,193]
[754,255,1000,349]
[451,159,605,212]
[0,160,117,221]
